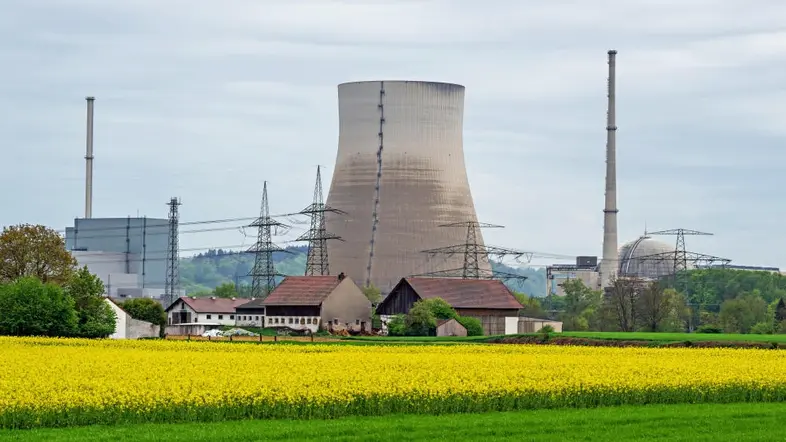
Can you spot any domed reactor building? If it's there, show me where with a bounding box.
[324,81,490,293]
[617,236,685,280]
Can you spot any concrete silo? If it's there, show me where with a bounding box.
[324,81,490,293]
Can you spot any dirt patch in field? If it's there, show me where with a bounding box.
[488,335,786,350]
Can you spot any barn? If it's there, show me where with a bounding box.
[376,278,523,335]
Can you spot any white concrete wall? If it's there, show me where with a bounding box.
[105,298,158,339]
[126,317,159,339]
[505,316,519,335]
[106,298,127,339]
[265,316,320,333]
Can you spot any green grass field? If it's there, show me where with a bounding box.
[561,331,786,343]
[2,403,782,441]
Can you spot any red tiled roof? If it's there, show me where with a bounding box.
[261,276,344,306]
[178,297,252,313]
[405,278,523,310]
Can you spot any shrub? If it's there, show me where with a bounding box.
[750,322,773,335]
[538,324,556,334]
[386,315,407,336]
[121,298,167,337]
[696,325,722,334]
[457,316,484,336]
[0,277,78,337]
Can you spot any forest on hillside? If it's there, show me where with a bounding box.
[179,247,547,296]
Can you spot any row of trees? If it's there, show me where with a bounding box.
[522,275,786,334]
[0,224,166,338]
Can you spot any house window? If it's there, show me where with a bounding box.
[206,315,212,320]
[218,315,224,320]
[356,319,360,325]
[255,316,259,321]
[230,315,235,320]
[288,318,293,324]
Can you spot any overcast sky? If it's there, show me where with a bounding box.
[2,0,785,268]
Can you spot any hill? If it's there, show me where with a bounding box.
[179,247,547,297]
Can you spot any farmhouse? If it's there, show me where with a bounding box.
[261,274,372,333]
[165,296,251,326]
[376,278,524,335]
[104,298,159,339]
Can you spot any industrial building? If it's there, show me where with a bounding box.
[63,97,180,302]
[324,81,490,293]
[546,256,600,296]
[66,217,171,299]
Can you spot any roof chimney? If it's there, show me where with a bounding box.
[337,272,346,281]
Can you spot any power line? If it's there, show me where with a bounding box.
[54,213,312,236]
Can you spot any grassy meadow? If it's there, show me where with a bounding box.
[1,403,783,441]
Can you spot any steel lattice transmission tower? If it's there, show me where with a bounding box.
[247,182,291,299]
[296,166,346,276]
[164,197,181,308]
[647,228,713,274]
[415,221,529,282]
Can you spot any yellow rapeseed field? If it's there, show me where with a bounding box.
[1,337,785,428]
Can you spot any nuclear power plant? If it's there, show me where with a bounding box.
[324,81,490,292]
[57,50,766,304]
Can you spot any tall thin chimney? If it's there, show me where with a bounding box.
[85,96,95,219]
[600,50,618,289]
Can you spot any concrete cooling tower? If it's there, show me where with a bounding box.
[324,81,490,293]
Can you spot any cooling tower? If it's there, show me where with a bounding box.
[324,81,490,293]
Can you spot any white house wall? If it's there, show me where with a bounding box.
[105,298,127,339]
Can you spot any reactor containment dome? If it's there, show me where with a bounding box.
[324,80,490,293]
[618,235,684,280]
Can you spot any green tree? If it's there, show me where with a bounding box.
[604,277,639,332]
[405,300,438,336]
[718,293,768,333]
[65,267,116,338]
[0,224,77,285]
[456,316,484,336]
[0,277,78,337]
[560,279,602,331]
[362,284,382,305]
[121,298,166,336]
[386,314,407,336]
[775,298,786,322]
[514,292,546,318]
[636,283,688,332]
[213,283,238,298]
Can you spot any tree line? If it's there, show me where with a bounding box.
[0,224,165,338]
[516,271,786,334]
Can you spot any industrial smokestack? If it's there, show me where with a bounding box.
[85,96,95,219]
[600,50,619,289]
